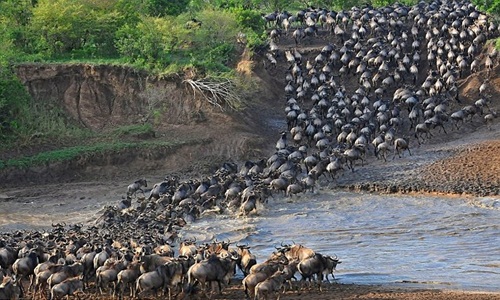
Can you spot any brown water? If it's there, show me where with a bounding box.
[179,190,500,292]
[1,188,499,292]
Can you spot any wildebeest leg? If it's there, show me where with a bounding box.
[440,124,447,134]
[217,279,223,295]
[29,275,36,292]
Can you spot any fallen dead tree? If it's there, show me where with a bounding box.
[183,77,242,111]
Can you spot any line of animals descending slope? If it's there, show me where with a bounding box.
[1,0,499,299]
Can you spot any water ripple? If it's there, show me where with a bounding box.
[180,191,500,292]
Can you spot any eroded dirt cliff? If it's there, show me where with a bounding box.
[15,64,211,129]
[1,61,283,187]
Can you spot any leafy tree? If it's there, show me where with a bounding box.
[0,22,15,65]
[30,0,129,57]
[473,0,500,15]
[145,0,190,16]
[189,9,240,71]
[0,0,34,26]
[0,0,35,56]
[231,7,265,32]
[115,15,193,70]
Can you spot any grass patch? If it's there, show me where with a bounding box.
[0,139,202,170]
[111,124,155,138]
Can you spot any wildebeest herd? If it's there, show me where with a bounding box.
[1,0,499,299]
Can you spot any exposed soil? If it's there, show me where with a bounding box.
[61,280,500,300]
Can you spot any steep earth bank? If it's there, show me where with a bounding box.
[0,60,284,186]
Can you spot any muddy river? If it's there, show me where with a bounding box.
[1,189,499,292]
[179,191,500,292]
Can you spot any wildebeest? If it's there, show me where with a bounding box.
[0,246,17,270]
[114,261,142,299]
[265,53,278,71]
[49,277,84,300]
[47,262,84,290]
[235,244,257,276]
[178,239,198,258]
[286,182,304,197]
[185,254,238,296]
[239,195,258,216]
[343,147,365,172]
[79,250,96,288]
[138,254,172,273]
[393,138,411,159]
[276,243,315,262]
[0,276,21,300]
[154,244,175,257]
[127,179,147,198]
[242,270,271,299]
[281,259,299,292]
[249,252,288,275]
[414,122,433,144]
[135,261,183,300]
[12,251,39,295]
[148,178,175,200]
[254,270,287,300]
[95,259,128,295]
[93,246,112,272]
[297,253,341,290]
[33,262,65,297]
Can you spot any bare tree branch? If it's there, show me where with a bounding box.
[183,78,242,111]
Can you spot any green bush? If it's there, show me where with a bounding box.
[472,0,500,15]
[0,68,31,140]
[29,0,128,58]
[145,0,190,16]
[0,67,90,145]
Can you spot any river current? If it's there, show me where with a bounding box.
[1,188,499,292]
[180,190,500,292]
